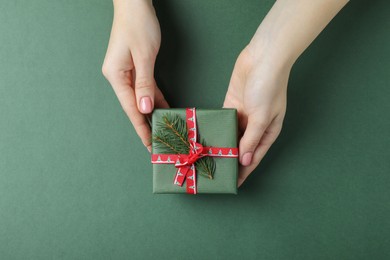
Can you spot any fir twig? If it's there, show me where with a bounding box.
[153,113,216,179]
[153,113,189,155]
[153,136,181,154]
[194,137,216,179]
[163,116,190,150]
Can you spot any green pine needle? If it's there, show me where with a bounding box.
[152,113,216,179]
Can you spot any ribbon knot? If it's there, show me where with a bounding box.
[175,141,204,167]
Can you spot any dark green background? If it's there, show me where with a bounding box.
[0,0,389,259]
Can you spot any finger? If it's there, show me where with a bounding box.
[102,51,152,152]
[237,116,283,187]
[110,78,153,152]
[134,58,156,114]
[223,90,247,140]
[237,137,273,187]
[144,85,169,136]
[239,114,269,166]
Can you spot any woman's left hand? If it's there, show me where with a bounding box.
[223,44,291,187]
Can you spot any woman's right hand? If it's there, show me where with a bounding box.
[102,0,169,152]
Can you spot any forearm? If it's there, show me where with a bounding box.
[249,0,349,69]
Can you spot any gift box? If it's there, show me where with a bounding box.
[151,108,239,194]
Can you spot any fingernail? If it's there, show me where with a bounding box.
[241,152,253,166]
[147,145,152,153]
[140,96,152,113]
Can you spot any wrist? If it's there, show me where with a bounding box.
[244,39,293,79]
[249,26,299,71]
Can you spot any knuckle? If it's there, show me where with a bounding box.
[245,138,260,150]
[240,135,259,151]
[101,63,115,79]
[135,77,154,90]
[102,64,130,85]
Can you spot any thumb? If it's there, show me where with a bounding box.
[134,61,155,114]
[239,116,268,166]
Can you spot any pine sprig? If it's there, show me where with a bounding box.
[153,113,189,155]
[152,113,216,179]
[162,114,190,150]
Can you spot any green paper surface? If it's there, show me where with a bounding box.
[1,0,390,259]
[152,108,238,194]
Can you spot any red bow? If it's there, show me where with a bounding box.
[175,141,204,167]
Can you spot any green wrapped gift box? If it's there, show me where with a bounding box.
[151,108,239,194]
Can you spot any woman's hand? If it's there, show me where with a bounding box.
[223,45,291,187]
[102,0,168,152]
[224,0,349,187]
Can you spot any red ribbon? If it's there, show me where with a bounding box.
[151,108,238,194]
